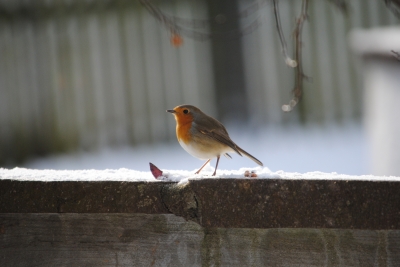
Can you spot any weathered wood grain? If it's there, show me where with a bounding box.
[1,214,400,267]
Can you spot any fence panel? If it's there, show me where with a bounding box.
[0,0,398,165]
[0,0,215,164]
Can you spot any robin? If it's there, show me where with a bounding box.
[167,104,263,176]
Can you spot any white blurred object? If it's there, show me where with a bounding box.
[350,26,400,176]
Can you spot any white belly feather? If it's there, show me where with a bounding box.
[178,139,234,160]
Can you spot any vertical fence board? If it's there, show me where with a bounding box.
[68,15,88,149]
[176,2,201,108]
[121,7,151,144]
[141,9,168,142]
[88,13,108,147]
[104,11,129,145]
[158,3,184,139]
[334,9,356,122]
[191,0,217,118]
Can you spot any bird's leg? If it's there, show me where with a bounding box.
[195,159,211,174]
[212,156,220,176]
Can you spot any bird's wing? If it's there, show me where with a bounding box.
[194,115,242,156]
[192,111,263,166]
[200,128,242,156]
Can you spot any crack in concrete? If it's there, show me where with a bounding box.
[159,184,173,214]
[159,182,202,226]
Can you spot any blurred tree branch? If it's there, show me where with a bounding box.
[327,0,349,14]
[385,0,400,17]
[281,0,309,112]
[138,0,264,40]
[392,50,400,61]
[272,0,297,68]
[140,0,399,112]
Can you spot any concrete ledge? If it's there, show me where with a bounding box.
[0,180,173,214]
[1,178,400,229]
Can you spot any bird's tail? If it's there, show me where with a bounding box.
[236,146,263,166]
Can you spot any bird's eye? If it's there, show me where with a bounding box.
[183,109,189,114]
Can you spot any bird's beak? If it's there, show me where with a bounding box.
[166,109,176,114]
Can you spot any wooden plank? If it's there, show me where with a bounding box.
[1,213,400,266]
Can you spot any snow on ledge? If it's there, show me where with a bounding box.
[0,167,399,183]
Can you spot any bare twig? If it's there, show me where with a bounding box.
[327,0,349,14]
[139,0,264,41]
[272,0,297,68]
[384,0,400,18]
[139,0,209,40]
[282,0,309,112]
[392,50,400,61]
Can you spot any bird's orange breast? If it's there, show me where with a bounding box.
[175,114,193,144]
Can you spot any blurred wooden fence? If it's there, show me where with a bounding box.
[0,0,215,164]
[0,0,398,165]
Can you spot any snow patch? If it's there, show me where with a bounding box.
[1,166,398,183]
